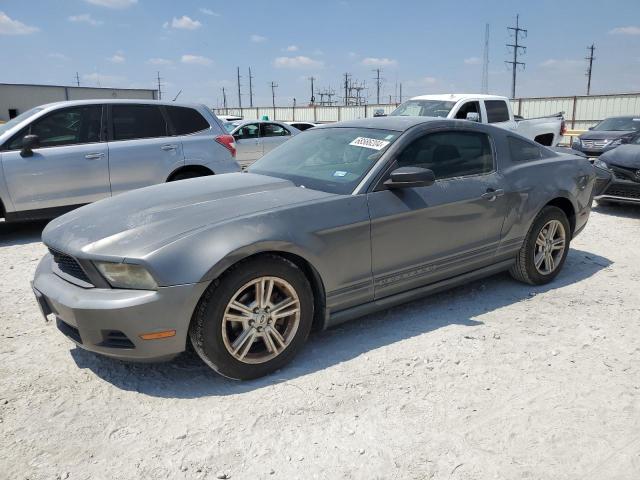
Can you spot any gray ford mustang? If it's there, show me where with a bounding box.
[32,117,596,380]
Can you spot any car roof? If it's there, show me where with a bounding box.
[408,93,508,102]
[313,116,445,132]
[33,99,207,110]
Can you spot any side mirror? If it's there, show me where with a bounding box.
[588,126,594,130]
[466,112,480,122]
[373,109,386,117]
[384,166,435,189]
[21,134,40,157]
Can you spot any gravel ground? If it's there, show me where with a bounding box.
[1,204,640,480]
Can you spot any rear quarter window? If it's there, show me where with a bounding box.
[165,106,210,135]
[508,136,542,162]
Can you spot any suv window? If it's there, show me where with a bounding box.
[8,105,102,150]
[112,105,168,141]
[397,131,494,180]
[508,136,542,162]
[485,100,510,123]
[235,123,260,140]
[165,106,210,135]
[261,123,290,137]
[455,101,482,122]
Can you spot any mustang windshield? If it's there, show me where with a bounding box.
[593,117,640,132]
[249,127,399,194]
[390,100,456,118]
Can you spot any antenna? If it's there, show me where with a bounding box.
[75,72,80,87]
[270,81,278,108]
[172,89,182,102]
[248,67,254,107]
[481,24,490,94]
[236,67,242,108]
[586,44,596,96]
[505,14,527,99]
[156,71,163,100]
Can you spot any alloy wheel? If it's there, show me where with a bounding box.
[533,219,566,275]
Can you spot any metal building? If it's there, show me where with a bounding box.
[0,83,158,122]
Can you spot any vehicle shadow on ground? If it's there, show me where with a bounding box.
[70,247,612,398]
[0,220,48,247]
[593,203,640,219]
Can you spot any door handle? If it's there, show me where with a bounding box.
[481,188,505,201]
[161,144,178,151]
[85,152,104,160]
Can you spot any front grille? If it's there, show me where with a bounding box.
[49,248,92,285]
[604,184,640,199]
[609,164,640,182]
[581,139,609,150]
[56,317,82,344]
[99,330,135,349]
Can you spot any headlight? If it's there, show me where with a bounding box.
[609,139,623,147]
[593,158,609,170]
[94,262,158,290]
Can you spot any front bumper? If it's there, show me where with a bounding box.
[32,254,209,361]
[594,178,640,204]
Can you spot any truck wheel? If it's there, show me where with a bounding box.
[189,255,314,380]
[509,206,571,285]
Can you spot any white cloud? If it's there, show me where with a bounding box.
[464,57,481,65]
[85,0,137,8]
[68,14,102,26]
[250,34,267,43]
[48,53,69,61]
[166,15,202,30]
[181,54,213,66]
[0,11,39,34]
[540,58,582,68]
[285,45,299,52]
[82,72,125,86]
[609,26,640,35]
[361,57,398,67]
[199,8,220,16]
[273,56,324,69]
[147,58,173,66]
[108,53,125,63]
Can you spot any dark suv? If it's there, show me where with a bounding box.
[572,116,640,157]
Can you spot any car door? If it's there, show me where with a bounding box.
[107,104,184,195]
[367,128,508,299]
[233,123,262,167]
[0,104,110,213]
[261,123,292,155]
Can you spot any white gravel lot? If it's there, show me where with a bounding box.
[1,204,640,480]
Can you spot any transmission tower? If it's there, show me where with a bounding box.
[586,44,596,96]
[343,73,351,105]
[75,72,80,87]
[309,76,316,105]
[270,81,278,108]
[481,24,490,94]
[505,14,527,99]
[156,71,163,100]
[372,68,382,104]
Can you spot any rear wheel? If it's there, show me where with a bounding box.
[189,255,314,380]
[510,206,570,285]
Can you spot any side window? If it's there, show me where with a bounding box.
[262,123,290,137]
[15,106,102,149]
[396,131,494,180]
[235,123,260,140]
[455,101,482,121]
[112,105,168,141]
[508,136,542,162]
[485,100,510,123]
[165,106,210,135]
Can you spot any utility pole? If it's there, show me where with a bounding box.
[505,14,527,99]
[236,67,242,109]
[75,72,80,87]
[270,81,278,108]
[248,67,254,107]
[399,83,402,103]
[586,43,596,96]
[309,76,316,105]
[481,23,490,94]
[156,71,163,100]
[222,87,227,109]
[343,73,350,106]
[373,68,382,104]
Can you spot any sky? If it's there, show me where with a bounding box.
[1,0,640,108]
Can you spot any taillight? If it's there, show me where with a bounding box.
[215,134,236,158]
[560,119,567,136]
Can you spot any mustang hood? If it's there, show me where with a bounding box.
[601,145,640,169]
[43,173,334,259]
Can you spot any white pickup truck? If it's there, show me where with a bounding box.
[389,94,566,146]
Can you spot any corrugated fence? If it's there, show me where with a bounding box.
[215,93,640,144]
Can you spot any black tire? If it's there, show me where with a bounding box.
[509,206,571,285]
[189,254,314,380]
[169,170,210,182]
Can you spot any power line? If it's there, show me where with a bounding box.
[505,14,527,99]
[586,43,596,96]
[481,23,490,94]
[248,67,254,107]
[236,67,242,108]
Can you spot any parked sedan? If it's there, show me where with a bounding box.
[593,137,640,205]
[224,120,300,167]
[0,100,240,222]
[572,115,640,158]
[32,117,595,380]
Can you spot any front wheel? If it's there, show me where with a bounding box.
[189,255,314,380]
[509,206,571,285]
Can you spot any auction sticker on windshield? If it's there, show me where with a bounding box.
[349,137,391,150]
